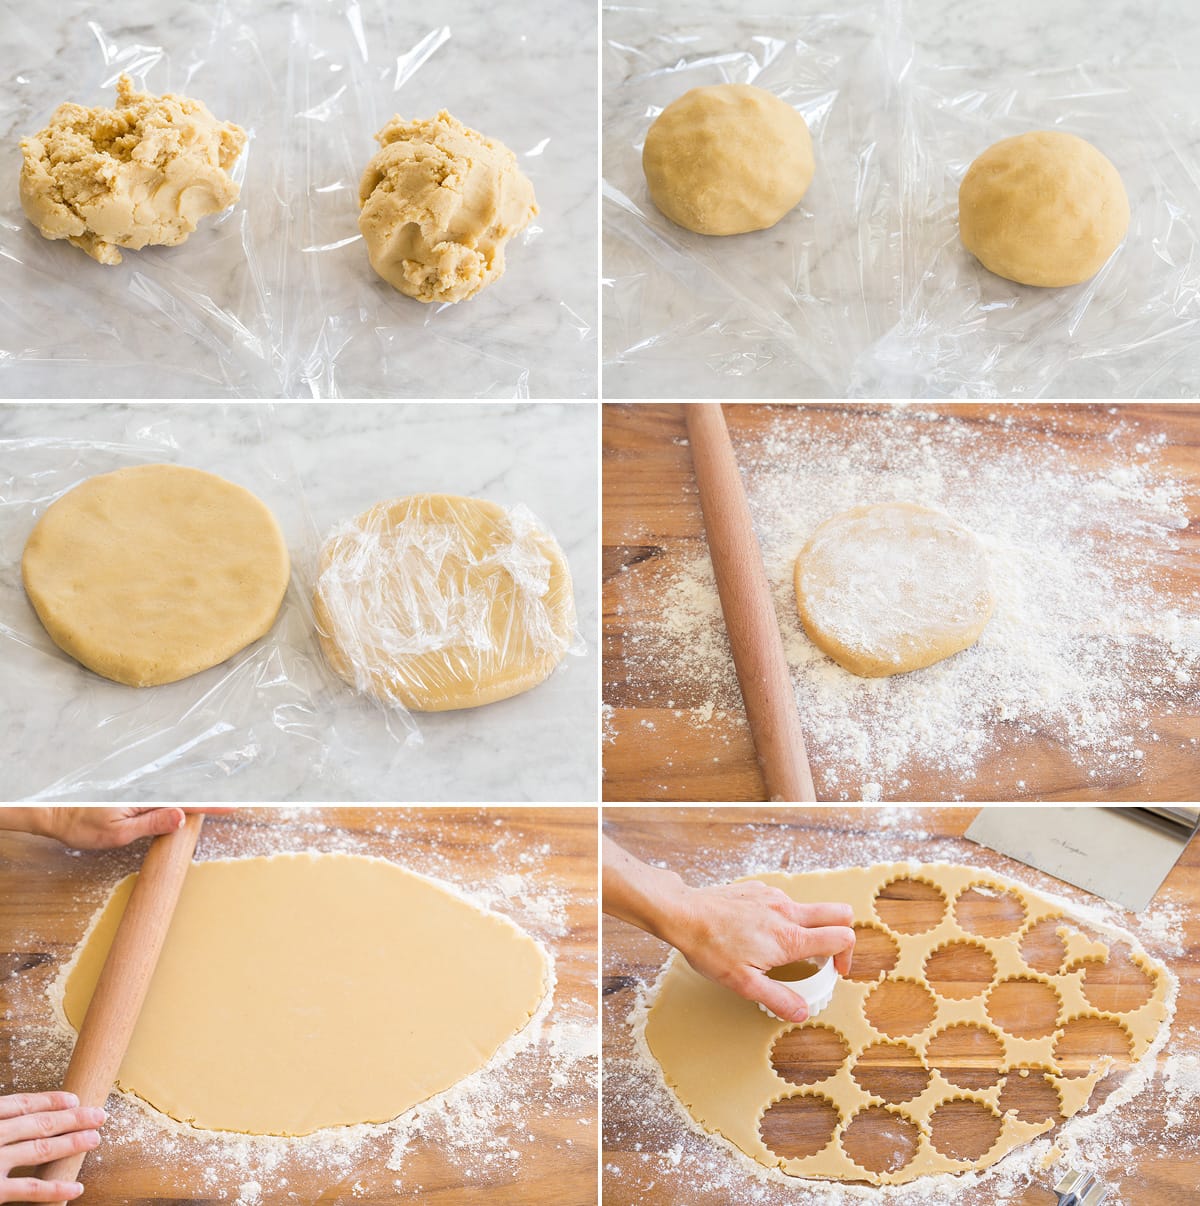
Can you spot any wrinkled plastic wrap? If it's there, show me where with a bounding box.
[604,3,1200,398]
[0,412,418,801]
[313,495,581,712]
[0,0,596,398]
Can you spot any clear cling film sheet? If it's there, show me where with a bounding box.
[603,0,1200,398]
[0,0,597,398]
[0,404,595,802]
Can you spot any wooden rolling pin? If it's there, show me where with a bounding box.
[40,812,205,1204]
[685,403,817,802]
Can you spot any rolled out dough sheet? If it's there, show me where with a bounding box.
[61,853,549,1135]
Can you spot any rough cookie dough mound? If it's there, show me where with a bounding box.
[358,111,537,303]
[19,74,246,265]
[22,464,290,687]
[794,502,994,677]
[959,131,1129,287]
[642,83,814,236]
[314,494,575,711]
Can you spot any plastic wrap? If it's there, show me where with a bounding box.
[604,3,1200,398]
[0,0,596,398]
[313,494,581,712]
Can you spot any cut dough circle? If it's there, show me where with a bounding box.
[22,464,290,687]
[358,111,537,303]
[958,131,1129,287]
[20,74,246,266]
[642,862,1170,1186]
[314,493,576,711]
[642,84,814,236]
[793,502,994,678]
[61,853,549,1135]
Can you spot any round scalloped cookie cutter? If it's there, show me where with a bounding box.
[758,956,838,1021]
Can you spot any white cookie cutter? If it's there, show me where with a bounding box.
[757,956,838,1022]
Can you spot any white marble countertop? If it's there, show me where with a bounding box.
[0,0,597,398]
[0,402,598,802]
[603,0,1200,398]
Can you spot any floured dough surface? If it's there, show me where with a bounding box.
[22,464,290,687]
[358,111,537,303]
[314,493,575,711]
[643,862,1170,1186]
[20,74,246,265]
[62,853,549,1135]
[794,502,994,677]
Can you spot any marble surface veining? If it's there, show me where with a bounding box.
[603,0,1200,399]
[0,0,597,398]
[0,402,599,802]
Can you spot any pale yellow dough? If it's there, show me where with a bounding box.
[794,502,994,678]
[62,853,549,1135]
[19,74,246,265]
[642,84,814,236]
[22,464,290,687]
[358,111,537,303]
[959,131,1129,287]
[644,862,1170,1186]
[314,493,575,712]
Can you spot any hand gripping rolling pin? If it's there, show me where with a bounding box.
[685,403,816,802]
[39,812,206,1205]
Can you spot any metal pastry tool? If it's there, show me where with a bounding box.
[1054,1167,1108,1206]
[965,805,1198,912]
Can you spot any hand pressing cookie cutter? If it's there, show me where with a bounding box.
[757,956,838,1021]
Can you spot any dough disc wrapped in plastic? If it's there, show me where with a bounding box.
[314,494,576,711]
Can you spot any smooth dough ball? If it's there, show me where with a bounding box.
[314,494,575,711]
[642,83,814,235]
[22,464,290,687]
[959,131,1129,287]
[358,111,537,303]
[794,502,994,678]
[19,74,246,266]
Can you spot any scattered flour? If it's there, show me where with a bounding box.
[609,406,1200,799]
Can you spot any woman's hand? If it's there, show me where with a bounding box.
[0,808,233,851]
[0,1092,105,1203]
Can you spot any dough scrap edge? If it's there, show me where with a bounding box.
[628,859,1178,1198]
[49,850,557,1142]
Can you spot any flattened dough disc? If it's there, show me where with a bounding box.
[794,502,994,677]
[62,853,549,1135]
[314,493,576,711]
[22,463,290,687]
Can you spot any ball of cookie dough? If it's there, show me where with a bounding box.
[358,111,537,304]
[642,84,814,236]
[19,74,246,266]
[959,131,1129,287]
[794,502,994,678]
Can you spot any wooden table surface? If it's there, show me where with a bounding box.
[601,806,1200,1206]
[0,807,598,1206]
[602,403,1200,802]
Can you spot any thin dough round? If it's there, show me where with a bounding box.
[22,464,290,687]
[642,863,1170,1186]
[61,853,549,1135]
[314,493,576,711]
[793,502,993,678]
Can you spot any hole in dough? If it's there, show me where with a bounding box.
[925,1023,1004,1091]
[873,877,947,934]
[986,977,1062,1040]
[758,1091,840,1160]
[953,884,1026,938]
[923,940,996,999]
[851,1041,931,1105]
[863,978,938,1039]
[1053,1015,1133,1079]
[770,1023,851,1088]
[1019,916,1068,974]
[998,1068,1066,1124]
[839,1105,921,1175]
[928,1098,1004,1161]
[845,923,900,983]
[1079,944,1156,1014]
